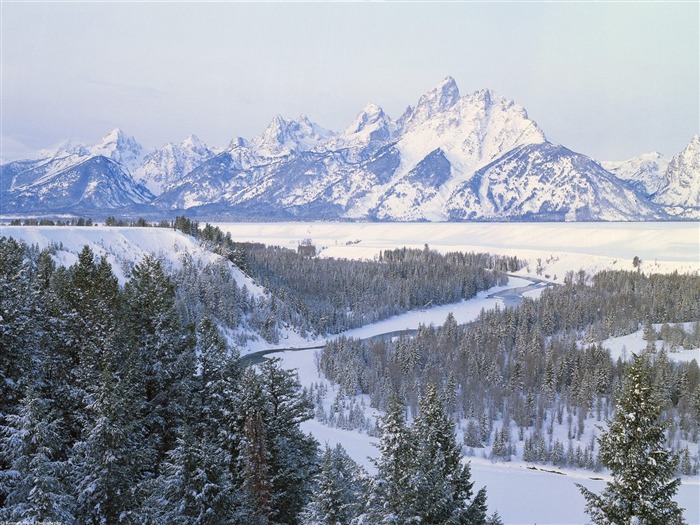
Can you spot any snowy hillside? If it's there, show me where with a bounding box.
[1,225,223,283]
[2,222,698,524]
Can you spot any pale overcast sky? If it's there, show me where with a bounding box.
[1,1,698,161]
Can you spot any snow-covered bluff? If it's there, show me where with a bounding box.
[2,79,698,220]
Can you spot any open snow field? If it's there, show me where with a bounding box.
[215,221,700,279]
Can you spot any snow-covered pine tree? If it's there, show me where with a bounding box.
[141,316,245,524]
[196,316,242,436]
[0,387,74,524]
[144,421,239,525]
[71,363,143,524]
[123,255,197,475]
[256,357,318,524]
[0,238,34,422]
[368,394,416,524]
[577,353,685,525]
[300,443,368,525]
[410,384,488,525]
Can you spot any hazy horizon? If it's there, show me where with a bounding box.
[2,1,698,162]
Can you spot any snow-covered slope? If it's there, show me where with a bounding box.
[0,130,153,214]
[0,225,215,283]
[445,143,663,221]
[602,151,669,196]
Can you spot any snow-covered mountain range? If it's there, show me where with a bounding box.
[1,77,698,220]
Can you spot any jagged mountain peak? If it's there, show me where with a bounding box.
[602,151,669,197]
[344,103,388,135]
[180,134,207,150]
[90,128,144,170]
[402,76,461,129]
[226,136,250,151]
[251,114,334,157]
[424,76,461,106]
[394,83,546,177]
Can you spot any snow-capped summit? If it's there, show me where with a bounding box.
[602,151,669,196]
[401,76,461,130]
[654,135,700,208]
[393,85,546,182]
[251,115,335,158]
[345,103,390,135]
[326,103,397,161]
[225,137,249,151]
[90,128,144,172]
[180,134,207,152]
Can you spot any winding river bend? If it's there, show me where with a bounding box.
[242,274,554,366]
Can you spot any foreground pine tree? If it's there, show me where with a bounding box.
[411,384,486,524]
[300,444,368,525]
[369,389,494,524]
[577,353,685,525]
[0,388,74,524]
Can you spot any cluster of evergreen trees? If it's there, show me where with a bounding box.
[166,218,521,341]
[301,388,501,525]
[0,238,317,523]
[318,270,700,472]
[239,243,518,334]
[9,217,96,226]
[1,235,500,524]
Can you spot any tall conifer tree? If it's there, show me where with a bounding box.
[577,353,685,525]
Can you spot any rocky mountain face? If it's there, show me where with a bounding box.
[653,135,700,210]
[1,78,697,220]
[2,153,153,213]
[132,135,215,195]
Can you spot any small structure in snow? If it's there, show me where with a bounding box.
[298,238,316,257]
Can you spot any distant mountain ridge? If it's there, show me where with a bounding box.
[1,77,698,220]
